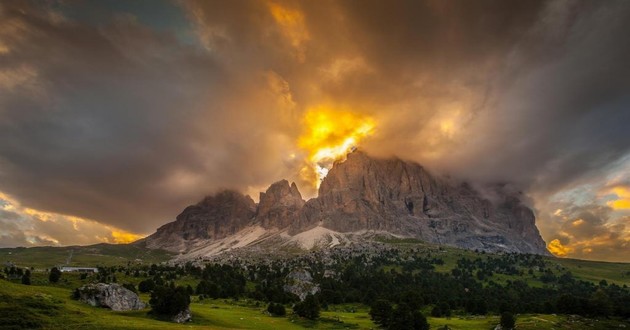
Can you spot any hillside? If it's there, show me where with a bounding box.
[0,243,174,269]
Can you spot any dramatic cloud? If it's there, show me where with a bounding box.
[0,1,629,260]
[0,192,140,247]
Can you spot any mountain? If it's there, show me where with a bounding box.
[140,150,549,257]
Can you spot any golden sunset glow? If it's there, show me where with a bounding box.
[607,186,630,210]
[110,230,143,244]
[268,2,309,61]
[572,219,585,226]
[547,238,573,257]
[0,190,144,246]
[298,105,375,187]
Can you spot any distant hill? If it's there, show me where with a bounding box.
[0,243,173,268]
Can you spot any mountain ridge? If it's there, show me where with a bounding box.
[140,150,550,257]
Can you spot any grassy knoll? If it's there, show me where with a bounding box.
[0,243,174,269]
[552,257,630,286]
[379,239,630,287]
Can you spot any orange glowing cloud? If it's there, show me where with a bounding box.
[298,105,375,186]
[268,2,310,61]
[0,190,145,246]
[110,230,143,244]
[606,186,630,210]
[547,238,573,257]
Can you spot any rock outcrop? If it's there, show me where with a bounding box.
[143,190,256,251]
[258,180,305,229]
[283,269,320,301]
[292,151,548,254]
[172,308,192,323]
[76,283,145,311]
[141,150,549,256]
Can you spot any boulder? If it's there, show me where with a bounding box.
[76,283,145,311]
[284,268,320,301]
[172,307,192,323]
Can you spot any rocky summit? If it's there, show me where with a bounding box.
[140,150,549,257]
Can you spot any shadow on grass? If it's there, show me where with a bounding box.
[291,316,361,329]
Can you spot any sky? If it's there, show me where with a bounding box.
[0,0,629,261]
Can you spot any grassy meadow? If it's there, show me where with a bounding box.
[2,242,630,329]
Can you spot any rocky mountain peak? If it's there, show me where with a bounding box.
[258,179,305,229]
[142,150,550,256]
[143,189,256,251]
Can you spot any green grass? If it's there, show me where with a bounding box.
[0,243,174,269]
[2,242,630,329]
[552,258,630,286]
[3,279,629,329]
[0,280,376,329]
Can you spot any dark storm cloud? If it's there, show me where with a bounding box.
[0,1,298,233]
[1,0,629,258]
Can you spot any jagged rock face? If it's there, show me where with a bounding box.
[76,283,145,311]
[141,150,549,256]
[143,190,256,251]
[292,151,549,255]
[257,180,305,229]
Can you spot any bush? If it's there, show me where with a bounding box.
[48,267,61,283]
[293,295,320,320]
[122,283,137,293]
[388,303,429,330]
[21,271,31,285]
[149,285,190,317]
[500,312,515,330]
[267,302,286,316]
[431,305,442,317]
[138,279,156,293]
[370,300,393,326]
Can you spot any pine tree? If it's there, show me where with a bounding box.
[293,294,320,320]
[500,312,515,330]
[370,300,393,327]
[21,269,31,285]
[49,267,61,283]
[149,285,190,317]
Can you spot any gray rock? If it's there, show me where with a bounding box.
[171,307,192,323]
[140,150,549,256]
[283,268,320,301]
[258,180,304,229]
[291,150,549,255]
[77,283,145,311]
[142,190,256,252]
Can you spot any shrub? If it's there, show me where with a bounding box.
[138,279,156,293]
[500,312,515,330]
[21,271,31,285]
[370,300,393,326]
[267,302,286,316]
[122,283,137,293]
[293,294,320,320]
[388,303,429,330]
[149,285,190,317]
[48,267,61,283]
